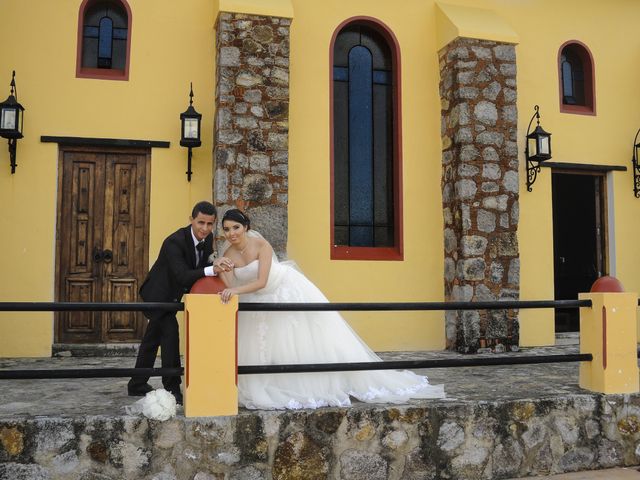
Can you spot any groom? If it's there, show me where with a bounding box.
[128,200,223,405]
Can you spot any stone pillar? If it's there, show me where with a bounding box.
[439,38,520,353]
[214,12,291,258]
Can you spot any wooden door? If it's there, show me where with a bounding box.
[56,147,150,343]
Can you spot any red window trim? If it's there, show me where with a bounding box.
[558,40,596,116]
[329,16,404,261]
[75,0,132,81]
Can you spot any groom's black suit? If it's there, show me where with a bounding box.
[129,225,213,396]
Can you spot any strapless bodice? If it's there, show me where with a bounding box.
[233,259,284,294]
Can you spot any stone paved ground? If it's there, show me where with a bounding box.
[4,343,640,479]
[0,344,583,418]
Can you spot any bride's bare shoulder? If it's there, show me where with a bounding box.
[254,236,273,251]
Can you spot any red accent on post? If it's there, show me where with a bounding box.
[186,310,190,388]
[602,306,607,370]
[190,276,226,294]
[590,276,625,293]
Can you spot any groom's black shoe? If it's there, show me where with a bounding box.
[127,383,154,397]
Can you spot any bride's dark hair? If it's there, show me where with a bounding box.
[222,208,251,229]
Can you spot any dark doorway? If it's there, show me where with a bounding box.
[551,171,607,332]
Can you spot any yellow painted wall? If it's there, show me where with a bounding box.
[3,0,640,357]
[285,0,640,349]
[287,0,446,351]
[494,0,640,344]
[0,0,215,357]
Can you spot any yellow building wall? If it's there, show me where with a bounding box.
[495,0,640,344]
[3,0,640,357]
[0,0,215,357]
[285,0,640,350]
[286,0,447,351]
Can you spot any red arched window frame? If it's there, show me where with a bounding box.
[329,16,404,261]
[558,40,595,115]
[76,0,132,81]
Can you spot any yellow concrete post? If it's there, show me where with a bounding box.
[579,292,639,394]
[183,293,238,417]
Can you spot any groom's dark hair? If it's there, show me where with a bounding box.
[192,201,217,218]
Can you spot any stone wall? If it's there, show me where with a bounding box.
[3,394,640,479]
[439,38,520,352]
[214,12,291,258]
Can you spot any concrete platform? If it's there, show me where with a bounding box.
[509,466,640,479]
[1,345,640,479]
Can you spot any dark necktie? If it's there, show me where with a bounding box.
[196,241,204,266]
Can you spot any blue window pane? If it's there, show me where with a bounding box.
[333,66,348,81]
[562,60,573,99]
[113,27,127,40]
[350,226,373,247]
[98,16,113,60]
[372,70,391,85]
[334,81,350,227]
[84,26,99,38]
[81,2,129,71]
[348,45,374,246]
[333,24,396,249]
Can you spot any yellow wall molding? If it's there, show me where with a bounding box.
[435,2,519,50]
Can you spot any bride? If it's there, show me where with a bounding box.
[216,208,444,410]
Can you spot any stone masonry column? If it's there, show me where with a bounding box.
[439,38,520,353]
[214,12,291,258]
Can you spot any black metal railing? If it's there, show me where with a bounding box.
[0,298,595,380]
[0,298,591,313]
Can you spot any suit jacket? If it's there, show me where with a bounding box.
[139,225,214,302]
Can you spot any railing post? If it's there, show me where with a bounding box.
[579,287,639,394]
[183,292,238,417]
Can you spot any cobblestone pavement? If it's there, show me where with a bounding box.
[0,344,586,418]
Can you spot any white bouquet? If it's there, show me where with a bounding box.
[125,389,177,421]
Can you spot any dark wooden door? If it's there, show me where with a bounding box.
[56,147,150,343]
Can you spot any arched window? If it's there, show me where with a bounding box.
[558,41,595,115]
[76,0,132,80]
[330,18,403,260]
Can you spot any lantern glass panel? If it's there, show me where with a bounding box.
[528,137,537,156]
[183,118,199,139]
[1,108,16,130]
[538,135,550,155]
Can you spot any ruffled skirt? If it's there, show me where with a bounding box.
[237,263,445,409]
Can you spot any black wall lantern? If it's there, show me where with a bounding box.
[525,105,552,192]
[0,71,25,174]
[180,82,202,182]
[631,128,640,197]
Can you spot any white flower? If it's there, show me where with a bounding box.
[125,389,177,421]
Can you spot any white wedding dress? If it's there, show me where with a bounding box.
[233,256,445,410]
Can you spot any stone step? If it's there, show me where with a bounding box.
[52,343,139,357]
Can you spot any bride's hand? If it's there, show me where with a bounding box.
[219,288,238,304]
[213,256,234,273]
